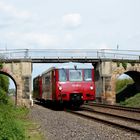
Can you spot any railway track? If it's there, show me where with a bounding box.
[34,100,140,134]
[81,106,140,122]
[85,102,140,113]
[83,103,140,121]
[66,104,140,134]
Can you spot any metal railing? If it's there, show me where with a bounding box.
[0,49,140,61]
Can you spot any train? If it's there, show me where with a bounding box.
[33,62,96,107]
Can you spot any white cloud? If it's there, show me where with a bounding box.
[0,1,31,19]
[62,13,81,28]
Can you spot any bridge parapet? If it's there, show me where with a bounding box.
[1,49,140,62]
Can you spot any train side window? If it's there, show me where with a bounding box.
[84,69,92,81]
[45,76,50,84]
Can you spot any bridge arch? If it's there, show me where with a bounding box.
[124,71,140,91]
[110,66,140,102]
[0,69,20,105]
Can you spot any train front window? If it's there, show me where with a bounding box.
[69,69,82,82]
[84,69,92,81]
[59,69,67,82]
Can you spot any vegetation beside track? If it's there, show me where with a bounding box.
[0,99,44,140]
[0,62,44,140]
[116,78,133,93]
[120,93,140,108]
[0,74,9,104]
[116,78,140,108]
[0,101,27,139]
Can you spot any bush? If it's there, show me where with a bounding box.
[0,74,9,93]
[0,89,8,104]
[0,63,3,69]
[0,74,9,104]
[0,103,27,140]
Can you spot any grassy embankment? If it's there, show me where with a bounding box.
[0,99,44,140]
[119,93,140,108]
[116,78,140,108]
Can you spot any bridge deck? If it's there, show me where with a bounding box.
[0,49,140,63]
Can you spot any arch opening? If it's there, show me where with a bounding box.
[0,71,17,105]
[116,71,140,103]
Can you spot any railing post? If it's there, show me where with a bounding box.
[97,51,99,58]
[24,49,29,58]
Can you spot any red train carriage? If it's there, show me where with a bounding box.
[33,62,96,106]
[33,75,42,101]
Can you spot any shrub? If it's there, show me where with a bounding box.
[0,74,9,93]
[0,74,9,104]
[0,63,3,69]
[0,89,8,104]
[0,103,27,140]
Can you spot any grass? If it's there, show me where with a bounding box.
[0,98,44,140]
[119,93,140,108]
[116,79,140,108]
[25,121,44,140]
[116,78,134,93]
[0,103,26,140]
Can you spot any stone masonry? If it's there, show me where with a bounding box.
[98,61,140,104]
[0,61,32,107]
[1,60,140,106]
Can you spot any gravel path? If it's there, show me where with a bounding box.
[29,104,140,140]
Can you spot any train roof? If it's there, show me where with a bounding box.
[33,75,41,80]
[42,62,94,75]
[55,62,93,69]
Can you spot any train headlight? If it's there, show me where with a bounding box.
[90,86,94,90]
[59,86,62,91]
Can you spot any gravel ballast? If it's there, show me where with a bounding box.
[29,104,140,140]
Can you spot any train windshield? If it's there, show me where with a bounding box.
[84,69,92,81]
[59,69,67,82]
[69,69,82,82]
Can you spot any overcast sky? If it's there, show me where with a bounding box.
[1,0,139,88]
[0,0,140,50]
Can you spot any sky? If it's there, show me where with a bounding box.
[0,0,139,87]
[0,0,140,50]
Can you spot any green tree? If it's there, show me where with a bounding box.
[0,75,10,104]
[0,63,3,69]
[0,75,9,92]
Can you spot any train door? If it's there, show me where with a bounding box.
[52,70,56,100]
[39,76,42,99]
[42,72,51,100]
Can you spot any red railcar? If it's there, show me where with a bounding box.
[33,62,95,106]
[33,75,42,101]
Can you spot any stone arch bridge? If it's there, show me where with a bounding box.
[1,60,140,107]
[1,49,140,107]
